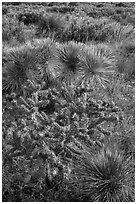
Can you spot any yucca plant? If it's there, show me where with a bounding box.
[47,41,84,84]
[29,37,54,62]
[26,38,57,88]
[78,44,117,88]
[112,37,135,77]
[69,142,134,202]
[108,23,135,77]
[2,43,46,94]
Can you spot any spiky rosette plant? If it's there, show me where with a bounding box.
[29,37,55,64]
[2,44,42,94]
[26,38,58,88]
[69,143,134,202]
[47,41,84,84]
[78,44,117,88]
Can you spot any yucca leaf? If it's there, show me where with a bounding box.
[19,104,30,113]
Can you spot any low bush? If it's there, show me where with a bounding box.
[36,14,65,37]
[2,5,8,15]
[46,5,75,13]
[18,12,40,25]
[2,15,25,43]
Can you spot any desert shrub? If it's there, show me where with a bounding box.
[78,2,134,25]
[27,37,55,63]
[18,12,40,25]
[103,22,134,43]
[2,5,8,15]
[68,2,79,7]
[112,114,135,158]
[46,5,75,13]
[126,14,135,26]
[3,2,22,6]
[120,41,135,57]
[59,21,95,43]
[2,2,135,202]
[112,38,135,77]
[2,82,70,201]
[115,2,130,7]
[102,23,135,77]
[60,17,125,43]
[2,76,135,201]
[116,54,135,78]
[2,15,25,43]
[105,74,135,117]
[20,26,36,42]
[36,13,65,38]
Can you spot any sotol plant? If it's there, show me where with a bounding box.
[2,38,55,95]
[47,41,117,87]
[69,142,134,202]
[78,43,117,88]
[47,41,84,83]
[2,45,40,94]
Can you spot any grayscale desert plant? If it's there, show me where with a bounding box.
[27,38,57,88]
[29,37,54,64]
[69,143,134,202]
[105,22,134,44]
[78,44,117,88]
[47,41,84,84]
[2,38,55,94]
[37,13,65,35]
[2,44,41,94]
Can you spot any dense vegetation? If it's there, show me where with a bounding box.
[2,2,135,202]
